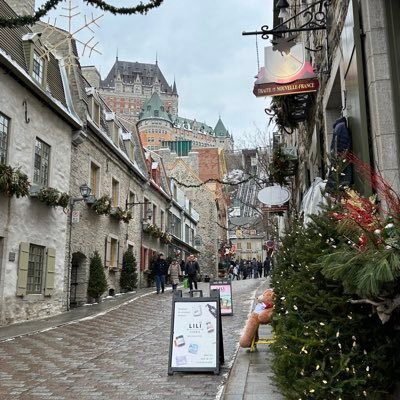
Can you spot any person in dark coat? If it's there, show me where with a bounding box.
[184,254,200,290]
[152,253,168,294]
[263,256,271,277]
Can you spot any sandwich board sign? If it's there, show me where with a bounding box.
[209,280,233,316]
[168,290,224,375]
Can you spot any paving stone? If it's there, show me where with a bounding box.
[0,280,282,400]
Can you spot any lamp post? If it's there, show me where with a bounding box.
[66,183,91,311]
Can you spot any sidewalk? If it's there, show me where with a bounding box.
[0,287,154,342]
[221,280,284,400]
[222,323,283,400]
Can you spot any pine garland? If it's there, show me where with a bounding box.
[0,0,164,28]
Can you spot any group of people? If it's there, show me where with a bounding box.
[151,253,200,294]
[227,257,272,280]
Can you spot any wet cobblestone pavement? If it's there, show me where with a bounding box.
[0,279,270,400]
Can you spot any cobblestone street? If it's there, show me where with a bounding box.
[0,279,270,400]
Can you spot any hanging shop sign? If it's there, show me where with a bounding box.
[254,78,319,97]
[258,185,291,206]
[261,205,288,214]
[168,290,224,375]
[253,42,319,97]
[210,280,233,316]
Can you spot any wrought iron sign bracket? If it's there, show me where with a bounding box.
[242,0,330,42]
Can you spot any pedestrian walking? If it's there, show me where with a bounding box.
[257,260,263,278]
[263,256,271,277]
[185,254,200,290]
[152,253,167,294]
[251,258,258,278]
[168,258,181,292]
[233,263,239,280]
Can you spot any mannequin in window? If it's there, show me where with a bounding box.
[325,116,352,194]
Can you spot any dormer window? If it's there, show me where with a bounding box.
[91,98,100,126]
[32,51,44,83]
[22,33,47,87]
[154,110,159,117]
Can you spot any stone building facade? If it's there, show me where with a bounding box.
[0,0,83,324]
[267,0,400,216]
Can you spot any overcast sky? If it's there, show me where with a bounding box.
[38,0,273,147]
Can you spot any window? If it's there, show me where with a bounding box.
[112,178,119,207]
[110,237,118,268]
[0,112,9,164]
[153,204,157,225]
[16,242,56,296]
[160,210,164,230]
[17,243,55,297]
[90,162,100,196]
[143,198,152,222]
[185,225,190,243]
[34,137,50,186]
[128,191,135,212]
[27,244,45,294]
[105,234,122,270]
[190,228,194,246]
[237,243,242,250]
[247,242,252,250]
[32,51,43,83]
[92,99,100,126]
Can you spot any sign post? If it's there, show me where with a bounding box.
[168,290,224,375]
[209,280,233,316]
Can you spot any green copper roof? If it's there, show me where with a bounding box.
[214,117,229,137]
[138,92,173,122]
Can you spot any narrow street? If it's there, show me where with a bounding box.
[0,279,269,400]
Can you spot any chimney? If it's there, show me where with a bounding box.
[5,0,35,16]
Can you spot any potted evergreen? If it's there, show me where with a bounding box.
[36,187,71,208]
[87,251,108,303]
[119,250,138,292]
[0,164,30,197]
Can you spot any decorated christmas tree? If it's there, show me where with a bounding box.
[120,249,138,291]
[87,251,108,301]
[271,203,400,399]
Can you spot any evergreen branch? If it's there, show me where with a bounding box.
[0,0,63,27]
[0,0,164,28]
[349,295,400,324]
[85,0,164,15]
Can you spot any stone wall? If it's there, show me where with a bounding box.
[0,67,73,325]
[167,162,219,279]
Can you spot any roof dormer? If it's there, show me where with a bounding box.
[22,32,48,87]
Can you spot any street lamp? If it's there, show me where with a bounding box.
[66,183,91,311]
[276,0,290,20]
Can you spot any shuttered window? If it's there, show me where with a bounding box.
[17,243,55,296]
[27,244,45,294]
[105,234,120,269]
